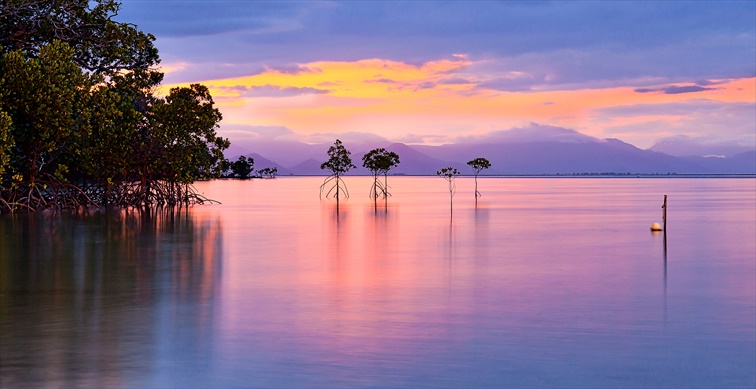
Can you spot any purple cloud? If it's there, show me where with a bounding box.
[439,77,474,85]
[119,1,755,89]
[365,78,397,84]
[649,134,755,157]
[459,123,597,144]
[695,79,727,86]
[634,85,717,94]
[476,72,549,92]
[415,82,436,90]
[663,85,716,94]
[245,85,330,97]
[267,65,321,75]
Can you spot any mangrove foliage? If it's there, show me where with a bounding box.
[0,0,229,212]
[361,148,400,202]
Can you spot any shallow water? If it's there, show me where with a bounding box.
[1,177,755,388]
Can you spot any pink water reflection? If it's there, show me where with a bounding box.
[183,176,755,387]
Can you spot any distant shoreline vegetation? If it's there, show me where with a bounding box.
[0,0,230,213]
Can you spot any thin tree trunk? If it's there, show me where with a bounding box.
[335,173,340,209]
[449,180,453,215]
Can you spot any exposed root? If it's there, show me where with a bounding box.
[1,177,219,214]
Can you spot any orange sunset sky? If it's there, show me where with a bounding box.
[119,1,756,153]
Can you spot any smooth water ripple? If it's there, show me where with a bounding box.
[1,177,754,388]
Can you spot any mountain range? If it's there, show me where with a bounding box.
[226,127,755,175]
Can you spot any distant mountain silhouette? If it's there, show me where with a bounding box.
[381,143,459,175]
[415,139,704,174]
[244,141,326,167]
[680,151,756,174]
[286,158,324,175]
[227,130,755,175]
[245,153,290,175]
[649,136,754,158]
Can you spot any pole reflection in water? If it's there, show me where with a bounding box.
[663,229,668,325]
[652,225,669,326]
[0,208,223,388]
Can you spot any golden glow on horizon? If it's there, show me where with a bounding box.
[162,58,756,145]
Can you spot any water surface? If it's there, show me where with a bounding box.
[2,177,754,388]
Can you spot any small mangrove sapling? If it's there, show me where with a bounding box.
[320,139,356,204]
[437,167,460,213]
[466,157,491,200]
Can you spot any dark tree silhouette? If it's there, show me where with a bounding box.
[320,139,355,206]
[362,148,400,201]
[437,167,460,214]
[467,157,491,200]
[230,156,254,179]
[258,167,278,179]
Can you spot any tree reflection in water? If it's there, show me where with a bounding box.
[0,207,223,388]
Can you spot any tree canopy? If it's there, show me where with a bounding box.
[257,167,278,179]
[321,139,356,177]
[467,157,491,199]
[362,148,400,200]
[0,0,159,74]
[230,156,254,179]
[0,1,228,212]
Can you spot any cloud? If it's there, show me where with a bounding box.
[298,131,389,144]
[649,134,755,157]
[458,123,597,144]
[365,78,397,84]
[414,82,436,91]
[395,133,431,144]
[663,85,716,94]
[595,99,754,117]
[117,1,327,37]
[593,100,756,148]
[245,85,330,98]
[695,79,728,86]
[477,73,547,92]
[205,84,331,99]
[439,77,474,85]
[635,85,717,94]
[219,125,296,140]
[266,65,322,75]
[120,1,755,89]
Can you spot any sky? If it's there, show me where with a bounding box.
[117,0,756,150]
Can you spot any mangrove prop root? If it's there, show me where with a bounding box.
[1,178,219,214]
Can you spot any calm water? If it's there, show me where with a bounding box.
[1,177,755,388]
